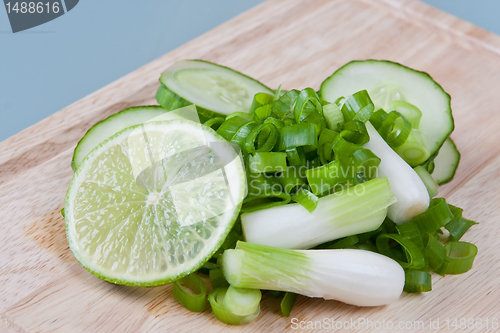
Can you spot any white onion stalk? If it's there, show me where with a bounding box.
[364,122,429,224]
[242,177,396,249]
[222,242,405,307]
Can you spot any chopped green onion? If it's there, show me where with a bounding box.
[198,261,219,275]
[208,288,260,325]
[323,235,359,249]
[369,109,387,130]
[414,166,439,198]
[61,208,65,218]
[341,90,374,123]
[389,100,422,128]
[376,234,426,269]
[445,205,478,242]
[305,160,349,196]
[280,292,297,317]
[173,273,207,312]
[317,128,339,164]
[279,122,318,151]
[224,286,262,316]
[204,117,225,131]
[222,230,243,250]
[249,92,274,115]
[272,89,300,119]
[395,129,431,166]
[424,233,446,271]
[404,270,432,293]
[322,103,344,131]
[242,174,291,212]
[210,268,230,289]
[244,123,279,154]
[249,152,287,173]
[378,111,411,148]
[279,167,307,193]
[291,188,319,213]
[332,121,369,156]
[396,221,425,254]
[285,147,306,167]
[435,242,478,275]
[411,198,454,234]
[293,88,323,123]
[351,148,381,179]
[217,116,256,142]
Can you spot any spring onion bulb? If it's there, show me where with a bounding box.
[241,178,396,249]
[222,241,405,307]
[364,122,429,224]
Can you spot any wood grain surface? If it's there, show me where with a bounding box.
[1,0,500,332]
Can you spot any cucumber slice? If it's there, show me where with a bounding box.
[72,106,171,171]
[431,137,460,185]
[157,60,274,120]
[319,60,454,156]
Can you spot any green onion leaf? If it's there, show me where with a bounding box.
[445,204,478,242]
[341,90,374,123]
[210,268,230,289]
[279,167,307,193]
[414,166,439,198]
[279,122,318,151]
[208,288,260,325]
[404,269,432,293]
[293,88,323,123]
[242,174,291,212]
[369,109,388,130]
[435,242,478,275]
[377,111,411,148]
[291,188,319,213]
[272,90,300,119]
[249,92,274,115]
[198,261,219,275]
[424,233,446,271]
[323,103,344,131]
[244,123,279,154]
[173,273,207,312]
[395,129,431,166]
[249,152,287,173]
[285,147,306,167]
[224,286,262,316]
[389,100,423,129]
[280,292,297,317]
[204,117,225,131]
[376,234,426,269]
[411,198,454,234]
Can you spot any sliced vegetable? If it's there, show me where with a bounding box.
[280,292,297,317]
[431,137,460,185]
[414,165,439,198]
[222,241,405,306]
[224,286,262,316]
[364,122,429,224]
[242,178,396,249]
[158,60,273,121]
[208,287,260,325]
[173,273,207,312]
[319,60,454,157]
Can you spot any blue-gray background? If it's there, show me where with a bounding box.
[0,0,499,142]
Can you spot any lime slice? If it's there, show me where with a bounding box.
[65,119,246,286]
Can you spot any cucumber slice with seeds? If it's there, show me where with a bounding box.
[157,60,274,120]
[319,60,454,156]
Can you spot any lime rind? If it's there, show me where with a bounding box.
[65,120,246,286]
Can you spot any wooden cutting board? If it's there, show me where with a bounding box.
[1,0,499,331]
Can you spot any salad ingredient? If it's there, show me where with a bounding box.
[319,59,454,157]
[157,59,274,121]
[242,178,395,249]
[431,137,461,185]
[65,120,246,285]
[414,165,439,198]
[224,286,262,316]
[173,273,207,312]
[208,287,260,325]
[222,241,405,307]
[73,106,167,171]
[364,122,429,224]
[280,292,297,317]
